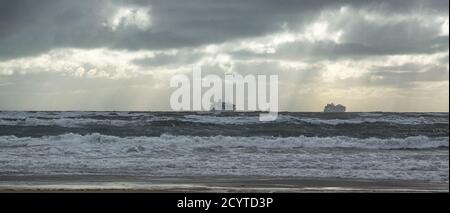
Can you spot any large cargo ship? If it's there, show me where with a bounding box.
[324,103,346,112]
[210,100,236,111]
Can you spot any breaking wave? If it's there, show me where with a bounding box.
[1,133,447,151]
[0,133,448,181]
[0,112,448,181]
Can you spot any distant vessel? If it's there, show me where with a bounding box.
[324,103,346,112]
[210,100,236,111]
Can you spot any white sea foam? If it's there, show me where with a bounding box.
[0,134,447,181]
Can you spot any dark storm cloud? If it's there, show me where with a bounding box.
[0,0,448,60]
[231,6,449,61]
[0,0,115,59]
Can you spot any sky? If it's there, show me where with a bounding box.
[0,0,448,112]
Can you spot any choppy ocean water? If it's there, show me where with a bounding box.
[0,111,448,181]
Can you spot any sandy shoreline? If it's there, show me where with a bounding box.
[0,175,447,193]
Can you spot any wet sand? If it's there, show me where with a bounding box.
[0,175,447,192]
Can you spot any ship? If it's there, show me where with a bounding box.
[324,103,346,112]
[210,100,236,111]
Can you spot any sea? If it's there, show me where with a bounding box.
[0,111,448,182]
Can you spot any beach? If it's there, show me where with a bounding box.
[0,175,448,193]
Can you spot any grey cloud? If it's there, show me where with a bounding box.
[231,36,448,61]
[0,0,115,59]
[133,51,202,67]
[0,0,315,59]
[332,64,449,89]
[438,54,449,64]
[370,63,443,72]
[1,0,448,60]
[336,14,447,52]
[230,61,323,84]
[231,6,449,61]
[369,65,449,83]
